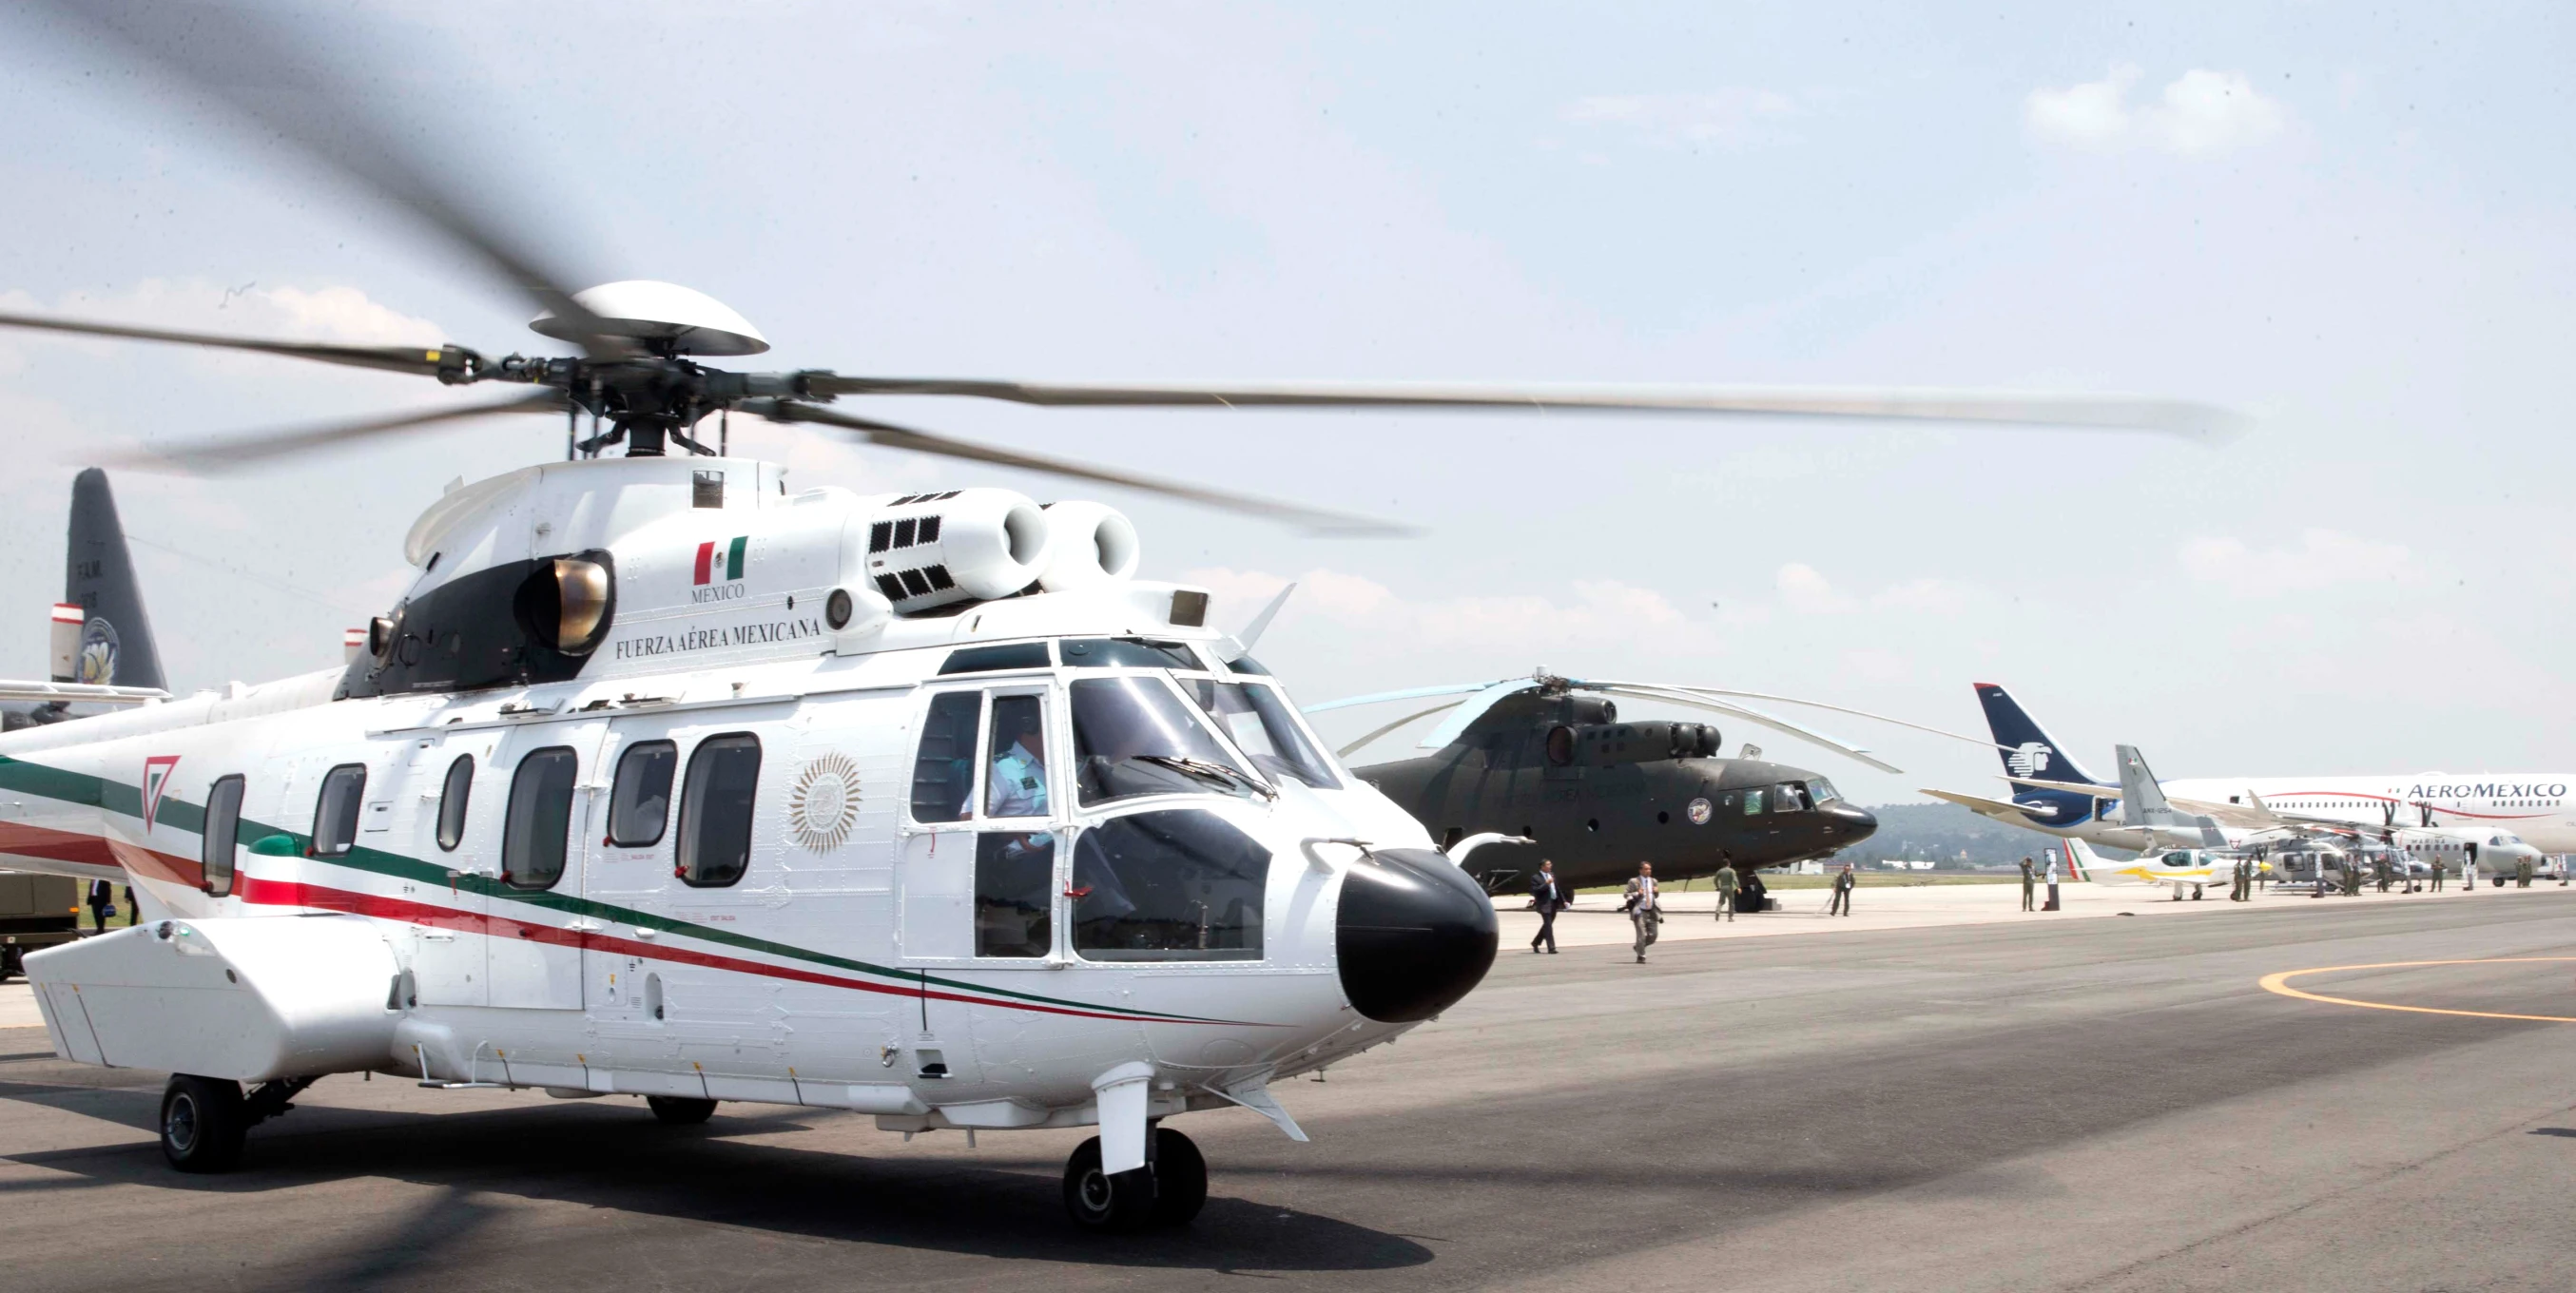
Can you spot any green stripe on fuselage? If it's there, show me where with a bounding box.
[0,754,1223,1024]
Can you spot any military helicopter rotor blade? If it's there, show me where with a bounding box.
[1590,684,1904,774]
[1634,684,2005,751]
[1303,679,1528,714]
[739,399,1418,537]
[111,391,571,473]
[1334,703,1468,760]
[32,0,622,359]
[797,376,2248,445]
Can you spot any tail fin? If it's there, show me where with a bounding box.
[2113,744,2172,817]
[2059,837,2098,881]
[64,469,164,690]
[1973,683,2105,786]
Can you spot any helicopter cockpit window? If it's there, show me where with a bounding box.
[1059,638,1200,670]
[609,740,678,847]
[1181,680,1341,789]
[910,692,983,824]
[501,747,577,890]
[677,734,762,888]
[1774,782,1813,812]
[1070,676,1265,806]
[1071,810,1267,961]
[312,763,367,857]
[202,775,244,897]
[1224,655,1272,676]
[940,642,1052,675]
[976,832,1055,958]
[1807,778,1842,803]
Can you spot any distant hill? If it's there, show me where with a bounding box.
[1842,802,2131,868]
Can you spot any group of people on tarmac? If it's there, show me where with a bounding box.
[1525,855,1844,964]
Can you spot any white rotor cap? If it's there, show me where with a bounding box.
[531,280,770,356]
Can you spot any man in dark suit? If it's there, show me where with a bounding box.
[1527,859,1566,955]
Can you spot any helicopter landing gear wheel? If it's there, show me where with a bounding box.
[647,1095,717,1126]
[1062,1136,1155,1232]
[161,1074,247,1173]
[1149,1128,1208,1226]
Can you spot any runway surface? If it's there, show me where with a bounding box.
[5,888,2573,1291]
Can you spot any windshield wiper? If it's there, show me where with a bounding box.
[1136,754,1276,800]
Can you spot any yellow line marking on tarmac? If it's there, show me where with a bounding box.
[2258,957,2576,1023]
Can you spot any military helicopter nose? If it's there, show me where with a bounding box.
[1336,849,1500,1022]
[1827,801,1880,846]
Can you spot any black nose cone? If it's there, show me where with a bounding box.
[1831,803,1879,846]
[1336,848,1499,1023]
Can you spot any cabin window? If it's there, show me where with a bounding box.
[976,832,1055,957]
[1183,680,1340,789]
[1742,788,1766,815]
[678,734,762,888]
[984,694,1051,819]
[436,755,473,852]
[1069,676,1263,806]
[608,740,678,846]
[1071,810,1267,961]
[910,692,983,823]
[202,775,244,897]
[312,763,368,857]
[501,747,578,890]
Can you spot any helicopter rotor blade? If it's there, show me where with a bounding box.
[0,309,472,379]
[36,0,620,358]
[797,377,2247,445]
[739,399,1418,537]
[1335,702,1467,760]
[113,391,570,473]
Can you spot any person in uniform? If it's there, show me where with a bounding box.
[2374,855,2392,894]
[2430,854,2445,893]
[2516,856,2534,888]
[2230,857,2248,902]
[1621,863,1661,963]
[2020,857,2037,912]
[983,708,1049,819]
[1713,858,1739,923]
[1528,859,1566,955]
[1828,862,1856,917]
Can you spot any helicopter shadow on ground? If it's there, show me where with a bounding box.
[0,1090,1432,1274]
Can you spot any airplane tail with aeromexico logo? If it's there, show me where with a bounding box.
[1974,683,2109,789]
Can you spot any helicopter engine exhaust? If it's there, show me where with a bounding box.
[1037,501,1141,591]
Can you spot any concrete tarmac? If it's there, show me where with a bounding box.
[5,888,2574,1291]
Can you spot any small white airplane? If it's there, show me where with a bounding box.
[2053,837,2241,899]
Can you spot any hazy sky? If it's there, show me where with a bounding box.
[1,2,2567,804]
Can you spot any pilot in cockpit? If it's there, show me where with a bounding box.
[985,701,1050,820]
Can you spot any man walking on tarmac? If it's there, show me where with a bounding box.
[1713,857,1740,923]
[1621,862,1661,963]
[1827,862,1857,917]
[1528,859,1566,955]
[2020,856,2037,912]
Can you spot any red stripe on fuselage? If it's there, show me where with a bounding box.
[0,821,204,888]
[231,875,1219,1026]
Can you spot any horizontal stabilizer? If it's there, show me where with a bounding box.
[1923,787,2060,820]
[0,680,168,705]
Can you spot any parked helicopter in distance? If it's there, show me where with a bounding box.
[0,0,2245,1236]
[1312,673,1885,891]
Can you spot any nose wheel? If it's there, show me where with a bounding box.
[1062,1127,1208,1231]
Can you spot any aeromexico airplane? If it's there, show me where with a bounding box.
[1926,683,2572,862]
[0,459,1498,1232]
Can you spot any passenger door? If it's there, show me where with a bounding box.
[582,714,688,1024]
[403,732,494,1007]
[485,719,610,1011]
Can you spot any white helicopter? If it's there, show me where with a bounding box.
[0,1,2243,1233]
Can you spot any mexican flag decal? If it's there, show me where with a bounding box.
[694,536,748,585]
[142,754,180,832]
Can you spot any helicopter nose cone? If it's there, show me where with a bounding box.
[1828,802,1879,847]
[1337,848,1499,1023]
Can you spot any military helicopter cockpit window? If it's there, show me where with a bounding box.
[1059,638,1201,670]
[1774,782,1813,812]
[1180,679,1341,790]
[312,763,367,857]
[501,747,578,890]
[910,693,983,824]
[1069,676,1268,806]
[1807,778,1842,803]
[1071,810,1268,961]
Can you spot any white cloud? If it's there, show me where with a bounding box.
[1562,89,1799,148]
[2179,529,2419,596]
[2025,66,2286,157]
[1775,565,1971,617]
[1775,562,1853,613]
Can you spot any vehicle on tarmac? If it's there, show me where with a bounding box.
[0,872,83,982]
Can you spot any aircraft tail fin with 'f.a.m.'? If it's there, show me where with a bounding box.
[3,470,170,725]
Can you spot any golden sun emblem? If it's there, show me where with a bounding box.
[787,754,862,852]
